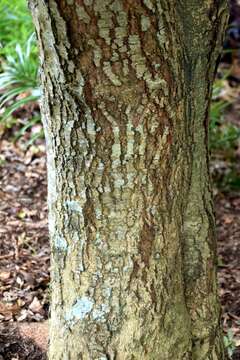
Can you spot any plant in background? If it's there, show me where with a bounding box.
[0,0,43,146]
[0,0,35,58]
[210,79,240,152]
[210,77,240,190]
[224,329,236,359]
[0,34,40,121]
[0,33,42,144]
[210,77,233,151]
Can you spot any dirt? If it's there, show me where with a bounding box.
[0,322,47,360]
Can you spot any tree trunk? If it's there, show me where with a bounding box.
[29,1,228,359]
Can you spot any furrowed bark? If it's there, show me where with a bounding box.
[179,2,229,358]
[29,1,228,359]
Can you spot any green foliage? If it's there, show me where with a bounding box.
[210,117,240,151]
[0,34,40,120]
[210,78,240,191]
[209,78,235,152]
[0,0,42,145]
[0,34,40,121]
[210,79,240,152]
[224,329,236,359]
[0,0,34,58]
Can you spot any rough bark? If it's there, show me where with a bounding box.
[29,1,228,359]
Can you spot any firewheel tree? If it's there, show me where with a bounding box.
[29,1,228,359]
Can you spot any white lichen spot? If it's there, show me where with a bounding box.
[48,213,55,236]
[65,296,94,323]
[66,200,82,213]
[114,177,125,188]
[79,136,88,155]
[95,207,102,220]
[104,288,112,299]
[98,162,105,172]
[54,235,68,251]
[92,303,109,321]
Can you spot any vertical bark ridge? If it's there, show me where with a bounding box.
[178,1,229,358]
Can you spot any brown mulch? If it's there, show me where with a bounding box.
[0,139,49,359]
[217,192,240,359]
[0,139,49,325]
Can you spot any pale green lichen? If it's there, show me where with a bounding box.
[128,34,167,95]
[94,1,113,45]
[123,59,129,76]
[83,0,93,6]
[76,4,90,24]
[110,1,128,48]
[103,62,122,86]
[143,0,155,12]
[128,35,147,79]
[141,15,151,31]
[125,121,134,160]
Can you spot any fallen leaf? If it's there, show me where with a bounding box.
[29,297,42,313]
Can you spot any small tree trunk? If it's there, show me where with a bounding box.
[29,1,228,359]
